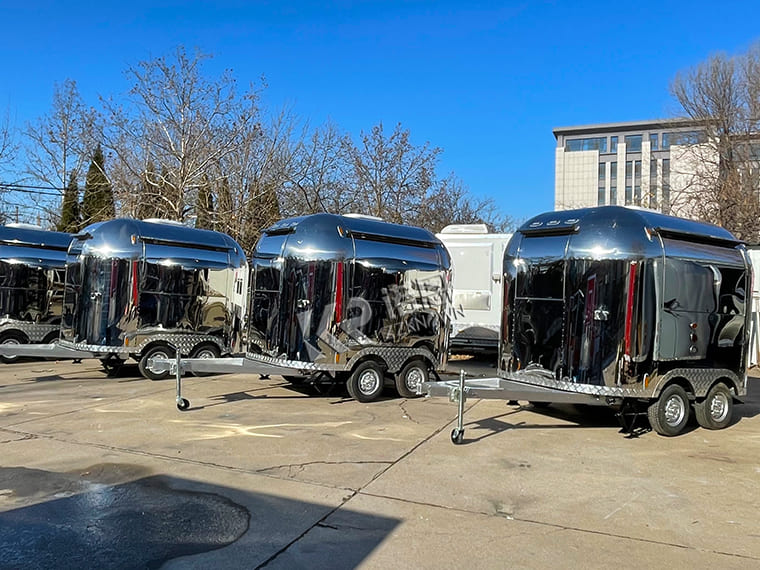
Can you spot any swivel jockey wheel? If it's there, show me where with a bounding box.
[177,398,190,411]
[450,428,464,445]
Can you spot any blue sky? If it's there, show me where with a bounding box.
[2,0,759,224]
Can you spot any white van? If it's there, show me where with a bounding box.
[436,224,512,354]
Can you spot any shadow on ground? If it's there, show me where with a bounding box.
[0,463,399,570]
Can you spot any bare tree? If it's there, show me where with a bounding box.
[0,106,17,173]
[415,174,514,233]
[0,107,20,222]
[670,44,760,241]
[346,122,440,224]
[282,119,356,216]
[23,79,99,224]
[103,47,264,225]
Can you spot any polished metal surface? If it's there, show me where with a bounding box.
[60,218,248,357]
[501,205,750,398]
[0,225,71,342]
[248,213,451,373]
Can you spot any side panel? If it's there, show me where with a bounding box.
[138,244,232,341]
[657,238,748,375]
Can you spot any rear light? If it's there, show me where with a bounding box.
[334,261,344,324]
[131,260,139,306]
[624,261,637,359]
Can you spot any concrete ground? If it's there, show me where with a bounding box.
[1,356,759,569]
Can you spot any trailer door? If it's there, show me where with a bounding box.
[511,233,569,371]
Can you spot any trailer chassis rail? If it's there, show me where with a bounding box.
[423,371,611,445]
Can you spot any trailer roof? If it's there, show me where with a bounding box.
[0,225,72,250]
[519,206,738,244]
[77,218,243,252]
[265,213,441,245]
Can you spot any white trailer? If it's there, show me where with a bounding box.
[436,224,512,354]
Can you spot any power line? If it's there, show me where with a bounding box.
[0,182,63,196]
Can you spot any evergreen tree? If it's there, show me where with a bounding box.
[57,171,81,232]
[81,144,115,225]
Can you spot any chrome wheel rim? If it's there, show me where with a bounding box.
[664,395,686,427]
[405,367,425,392]
[709,392,730,422]
[358,369,381,394]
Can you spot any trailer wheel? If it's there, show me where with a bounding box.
[177,398,190,411]
[138,345,175,381]
[189,344,221,377]
[395,359,428,398]
[694,382,733,430]
[648,384,690,436]
[0,332,26,363]
[347,361,385,402]
[451,428,464,444]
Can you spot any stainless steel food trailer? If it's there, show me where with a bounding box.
[0,218,248,379]
[0,224,71,362]
[425,206,751,441]
[154,213,452,408]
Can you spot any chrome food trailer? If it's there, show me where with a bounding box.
[426,206,751,441]
[155,213,452,408]
[0,224,71,362]
[0,218,248,379]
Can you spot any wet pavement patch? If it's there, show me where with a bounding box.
[0,464,250,570]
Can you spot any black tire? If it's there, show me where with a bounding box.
[138,344,175,381]
[42,331,60,344]
[177,398,190,411]
[189,344,221,377]
[347,360,385,403]
[0,331,27,363]
[451,428,464,444]
[648,384,690,436]
[694,382,733,430]
[395,359,428,398]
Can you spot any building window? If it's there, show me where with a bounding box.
[625,135,642,153]
[650,159,658,209]
[633,160,641,206]
[649,133,659,150]
[598,163,606,205]
[598,186,606,205]
[625,185,632,205]
[610,136,618,153]
[610,186,617,204]
[662,131,705,150]
[565,137,608,152]
[662,158,670,213]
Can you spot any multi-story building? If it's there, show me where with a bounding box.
[553,119,709,214]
